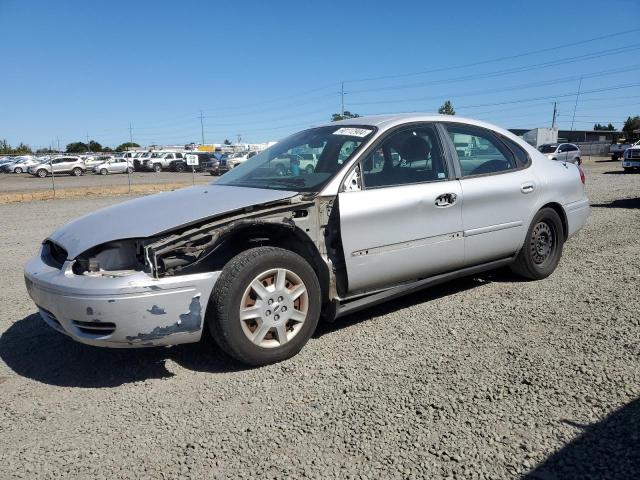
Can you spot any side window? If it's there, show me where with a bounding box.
[175,153,183,159]
[361,124,448,188]
[445,124,516,176]
[166,153,174,160]
[499,135,531,167]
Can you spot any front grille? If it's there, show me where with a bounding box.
[628,150,640,159]
[72,320,116,337]
[41,240,67,269]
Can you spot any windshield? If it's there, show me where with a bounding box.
[216,125,376,192]
[538,144,557,153]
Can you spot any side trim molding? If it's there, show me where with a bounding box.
[463,220,523,237]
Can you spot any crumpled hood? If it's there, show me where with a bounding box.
[48,185,297,259]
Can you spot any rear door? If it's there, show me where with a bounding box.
[338,123,464,293]
[443,123,539,265]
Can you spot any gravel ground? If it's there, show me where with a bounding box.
[0,170,213,193]
[0,157,638,479]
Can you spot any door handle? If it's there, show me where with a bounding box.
[435,193,457,207]
[520,182,536,194]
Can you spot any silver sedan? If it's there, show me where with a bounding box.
[24,114,590,366]
[93,158,134,175]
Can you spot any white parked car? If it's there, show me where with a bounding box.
[93,158,134,175]
[3,155,41,173]
[537,143,582,165]
[28,156,86,177]
[24,114,589,366]
[228,151,257,168]
[622,140,640,172]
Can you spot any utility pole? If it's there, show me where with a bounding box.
[56,136,60,153]
[551,102,557,129]
[199,110,205,145]
[86,132,90,152]
[127,122,133,193]
[570,76,583,132]
[236,134,242,146]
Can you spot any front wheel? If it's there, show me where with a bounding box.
[208,247,321,366]
[153,163,162,172]
[72,167,82,176]
[37,169,47,178]
[126,167,134,174]
[100,168,108,175]
[14,167,23,174]
[510,208,564,280]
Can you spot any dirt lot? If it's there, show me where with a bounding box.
[0,158,638,479]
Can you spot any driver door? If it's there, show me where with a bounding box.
[337,124,464,293]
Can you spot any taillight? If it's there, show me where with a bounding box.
[578,165,586,185]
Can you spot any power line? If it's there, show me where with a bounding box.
[347,45,640,95]
[345,28,640,84]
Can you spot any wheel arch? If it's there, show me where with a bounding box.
[538,202,568,240]
[196,221,332,305]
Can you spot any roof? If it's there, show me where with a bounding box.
[317,113,520,140]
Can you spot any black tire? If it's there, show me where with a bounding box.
[100,168,108,175]
[275,164,286,176]
[175,164,185,173]
[612,154,619,161]
[126,167,134,174]
[14,167,23,174]
[305,165,314,174]
[510,208,564,280]
[72,167,82,176]
[574,157,582,166]
[208,247,321,366]
[37,169,47,178]
[623,167,632,173]
[209,170,216,176]
[153,163,162,172]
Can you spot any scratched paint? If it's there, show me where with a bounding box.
[147,305,167,315]
[125,296,202,342]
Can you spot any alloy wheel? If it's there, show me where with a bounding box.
[239,268,308,348]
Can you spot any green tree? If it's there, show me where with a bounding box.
[622,116,640,138]
[331,111,360,122]
[115,142,141,152]
[66,142,89,153]
[0,139,10,154]
[0,139,32,154]
[223,139,232,145]
[438,100,455,115]
[88,140,103,152]
[102,146,113,152]
[593,123,616,131]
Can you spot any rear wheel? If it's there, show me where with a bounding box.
[511,208,564,280]
[153,163,162,172]
[208,247,321,366]
[14,167,23,174]
[126,167,134,174]
[72,167,82,176]
[305,164,314,174]
[175,163,185,173]
[275,164,286,176]
[37,169,47,178]
[574,157,582,166]
[100,168,108,175]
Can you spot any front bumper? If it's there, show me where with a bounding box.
[622,159,640,169]
[24,250,220,348]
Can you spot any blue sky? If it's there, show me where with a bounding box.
[1,0,639,149]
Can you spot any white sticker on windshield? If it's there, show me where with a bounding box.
[333,127,372,137]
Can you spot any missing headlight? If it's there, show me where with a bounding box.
[72,240,145,275]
